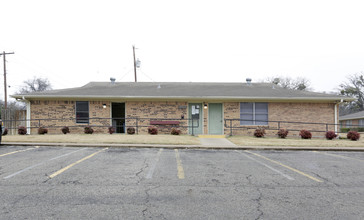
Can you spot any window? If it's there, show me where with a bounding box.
[76,101,89,123]
[346,120,352,128]
[240,102,268,125]
[359,119,364,128]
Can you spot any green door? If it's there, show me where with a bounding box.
[189,103,203,135]
[208,103,223,135]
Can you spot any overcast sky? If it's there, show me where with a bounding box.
[1,0,364,101]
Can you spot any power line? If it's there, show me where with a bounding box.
[0,51,15,109]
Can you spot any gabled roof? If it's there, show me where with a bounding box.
[339,110,364,121]
[12,82,354,102]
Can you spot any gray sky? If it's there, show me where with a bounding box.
[1,0,364,101]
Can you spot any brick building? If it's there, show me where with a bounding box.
[339,110,364,129]
[12,81,353,136]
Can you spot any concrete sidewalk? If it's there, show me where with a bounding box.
[2,140,364,151]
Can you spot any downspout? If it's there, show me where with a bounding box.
[335,99,343,134]
[24,97,31,135]
[334,103,338,133]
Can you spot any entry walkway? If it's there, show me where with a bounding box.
[198,135,236,146]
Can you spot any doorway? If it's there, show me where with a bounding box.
[112,103,125,133]
[188,103,203,135]
[208,103,223,135]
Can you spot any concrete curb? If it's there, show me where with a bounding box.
[2,142,364,151]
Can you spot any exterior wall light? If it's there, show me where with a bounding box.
[103,104,107,109]
[204,103,208,109]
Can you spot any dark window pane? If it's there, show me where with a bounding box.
[240,103,253,114]
[76,101,89,123]
[240,114,254,125]
[255,103,268,113]
[255,114,268,125]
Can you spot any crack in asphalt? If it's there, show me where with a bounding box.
[246,175,264,220]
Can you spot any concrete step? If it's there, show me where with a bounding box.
[198,135,226,138]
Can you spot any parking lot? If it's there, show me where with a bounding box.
[1,145,364,219]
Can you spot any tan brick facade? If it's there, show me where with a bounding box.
[29,99,337,136]
[30,100,111,134]
[125,101,188,134]
[223,102,336,137]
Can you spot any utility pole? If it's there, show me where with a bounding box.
[0,51,15,109]
[132,45,141,83]
[133,45,137,82]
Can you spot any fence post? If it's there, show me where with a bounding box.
[230,120,232,136]
[192,119,194,136]
[136,118,138,134]
[326,124,328,132]
[278,121,281,130]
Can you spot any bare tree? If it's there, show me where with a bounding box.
[338,73,364,115]
[265,76,311,91]
[17,76,52,94]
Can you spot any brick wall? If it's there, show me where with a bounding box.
[224,102,336,137]
[125,101,188,134]
[30,100,111,134]
[29,99,337,136]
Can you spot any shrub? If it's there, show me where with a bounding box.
[61,126,70,134]
[84,126,94,134]
[148,126,158,135]
[18,126,27,135]
[254,127,265,138]
[108,126,115,134]
[277,129,288,138]
[347,131,360,141]
[325,131,337,140]
[127,127,136,135]
[38,127,48,135]
[171,128,181,135]
[299,129,312,139]
[3,128,8,136]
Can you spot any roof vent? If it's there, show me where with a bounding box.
[246,78,252,85]
[157,84,161,89]
[110,77,116,84]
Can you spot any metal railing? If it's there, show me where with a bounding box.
[2,117,200,135]
[224,119,344,136]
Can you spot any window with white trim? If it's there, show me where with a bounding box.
[76,101,89,123]
[240,102,268,125]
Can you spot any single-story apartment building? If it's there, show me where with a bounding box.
[339,110,364,129]
[12,81,354,136]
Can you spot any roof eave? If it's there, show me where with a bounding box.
[11,95,355,103]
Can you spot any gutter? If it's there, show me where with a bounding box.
[11,95,355,103]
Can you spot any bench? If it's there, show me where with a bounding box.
[150,120,180,125]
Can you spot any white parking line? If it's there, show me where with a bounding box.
[146,148,163,179]
[4,148,87,179]
[235,150,294,180]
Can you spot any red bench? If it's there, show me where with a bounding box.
[150,120,180,125]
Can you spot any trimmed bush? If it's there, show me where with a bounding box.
[38,127,48,135]
[84,126,94,134]
[347,131,360,141]
[277,129,288,138]
[299,129,312,139]
[108,126,115,134]
[171,128,181,135]
[254,128,265,138]
[18,126,27,135]
[325,131,337,140]
[148,126,158,135]
[127,127,136,135]
[3,128,8,136]
[61,126,70,134]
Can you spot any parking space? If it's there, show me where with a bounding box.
[1,145,364,219]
